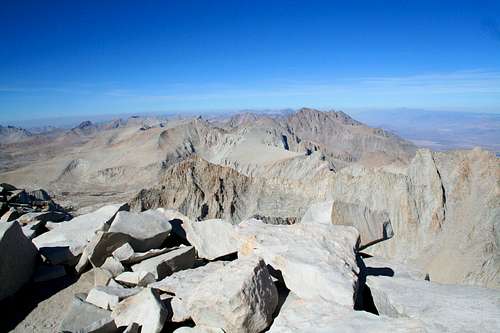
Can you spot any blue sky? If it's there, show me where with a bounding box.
[1,0,500,123]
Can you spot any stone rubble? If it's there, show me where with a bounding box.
[2,187,499,333]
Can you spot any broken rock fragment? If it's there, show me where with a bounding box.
[131,245,195,280]
[187,257,278,333]
[111,288,167,333]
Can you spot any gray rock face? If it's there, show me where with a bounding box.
[331,200,393,249]
[131,246,195,280]
[113,242,171,264]
[187,257,278,333]
[94,267,113,287]
[29,189,51,201]
[367,275,500,332]
[18,211,68,225]
[33,203,128,265]
[328,148,500,288]
[85,231,131,268]
[300,200,333,225]
[101,257,124,277]
[108,211,172,252]
[237,219,359,307]
[0,221,38,300]
[269,292,427,333]
[111,288,167,333]
[59,295,117,333]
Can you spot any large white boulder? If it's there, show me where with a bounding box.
[187,257,278,333]
[367,275,500,332]
[151,209,238,260]
[131,246,195,280]
[237,219,359,307]
[108,211,172,252]
[111,288,167,333]
[33,203,128,265]
[186,219,238,260]
[0,221,38,300]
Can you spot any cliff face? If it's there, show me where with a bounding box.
[129,156,333,223]
[130,156,253,222]
[329,148,499,288]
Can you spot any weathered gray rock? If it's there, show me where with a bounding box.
[185,218,238,260]
[108,211,172,252]
[187,257,278,333]
[367,275,500,332]
[331,200,393,248]
[94,267,113,287]
[86,285,142,310]
[167,296,191,322]
[362,255,428,280]
[29,188,51,201]
[0,182,17,193]
[7,189,30,204]
[33,203,128,265]
[115,271,155,287]
[152,209,238,260]
[269,292,427,333]
[112,243,135,262]
[85,231,131,268]
[101,256,124,277]
[113,242,171,264]
[18,211,68,225]
[0,221,38,300]
[150,261,229,321]
[132,246,195,280]
[150,261,229,299]
[237,219,359,307]
[59,294,117,333]
[111,288,167,333]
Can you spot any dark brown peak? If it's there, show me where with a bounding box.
[74,120,94,130]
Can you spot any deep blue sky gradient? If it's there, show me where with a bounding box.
[1,0,500,123]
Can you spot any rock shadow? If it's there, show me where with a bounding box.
[0,271,77,332]
[354,253,394,315]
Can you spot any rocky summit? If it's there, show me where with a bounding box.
[0,109,499,332]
